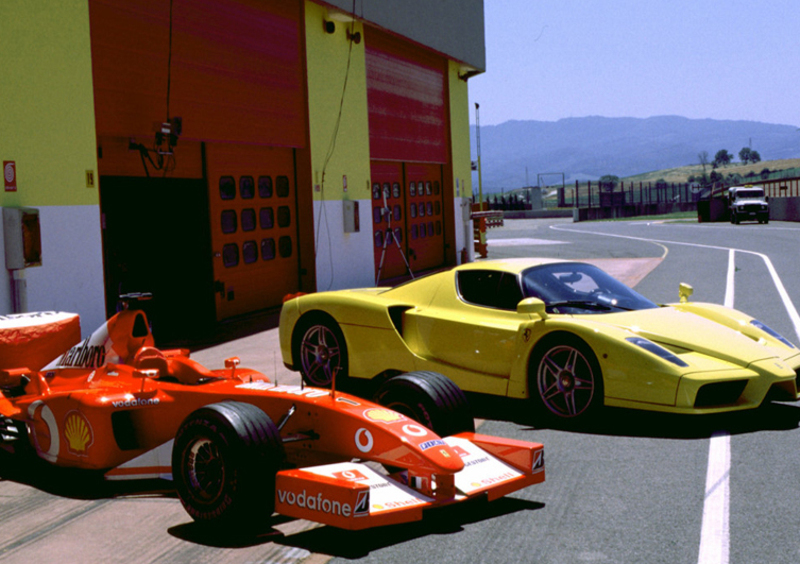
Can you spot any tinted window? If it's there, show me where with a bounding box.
[241,208,256,231]
[521,262,658,314]
[276,176,290,197]
[279,236,292,258]
[277,206,291,228]
[240,176,255,199]
[261,238,275,260]
[242,240,258,263]
[221,210,237,234]
[458,270,524,310]
[258,176,273,198]
[222,244,239,267]
[219,176,236,200]
[259,207,274,229]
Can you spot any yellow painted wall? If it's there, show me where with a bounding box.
[0,1,98,208]
[304,1,371,202]
[448,61,473,199]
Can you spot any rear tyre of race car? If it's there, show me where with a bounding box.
[373,371,475,437]
[294,313,349,389]
[172,401,285,532]
[529,333,604,426]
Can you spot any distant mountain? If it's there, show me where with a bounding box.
[470,116,800,191]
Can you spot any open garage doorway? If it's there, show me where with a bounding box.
[100,176,215,344]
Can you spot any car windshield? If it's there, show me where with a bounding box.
[735,189,764,199]
[521,262,658,314]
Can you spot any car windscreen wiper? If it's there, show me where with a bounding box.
[546,300,611,311]
[547,300,635,312]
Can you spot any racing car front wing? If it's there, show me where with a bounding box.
[274,433,544,530]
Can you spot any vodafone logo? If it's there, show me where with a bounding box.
[333,469,369,481]
[355,428,373,453]
[402,424,427,437]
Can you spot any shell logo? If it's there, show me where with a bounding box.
[64,412,93,455]
[364,408,403,423]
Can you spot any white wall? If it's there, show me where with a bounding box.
[1,205,106,337]
[313,198,376,291]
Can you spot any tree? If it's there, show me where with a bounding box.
[698,151,710,173]
[750,150,761,164]
[738,147,752,164]
[599,175,619,191]
[713,149,733,168]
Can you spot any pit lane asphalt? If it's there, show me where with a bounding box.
[2,217,800,563]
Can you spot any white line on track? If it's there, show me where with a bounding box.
[699,431,731,564]
[549,224,800,564]
[698,249,734,564]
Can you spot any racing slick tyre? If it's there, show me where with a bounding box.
[373,371,475,437]
[172,401,285,531]
[295,314,348,389]
[529,333,604,425]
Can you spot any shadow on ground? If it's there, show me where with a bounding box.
[465,392,800,440]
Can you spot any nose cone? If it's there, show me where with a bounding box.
[416,438,465,473]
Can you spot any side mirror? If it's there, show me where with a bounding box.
[679,282,693,304]
[517,297,548,320]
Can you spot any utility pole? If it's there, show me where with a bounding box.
[475,103,483,210]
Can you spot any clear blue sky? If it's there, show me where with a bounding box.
[468,0,800,127]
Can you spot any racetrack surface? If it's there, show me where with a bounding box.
[3,217,800,563]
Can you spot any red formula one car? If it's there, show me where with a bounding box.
[0,308,544,531]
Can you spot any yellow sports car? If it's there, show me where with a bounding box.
[279,258,800,420]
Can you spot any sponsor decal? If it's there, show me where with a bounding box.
[111,396,161,408]
[402,424,427,437]
[354,491,369,517]
[64,411,93,456]
[27,401,59,462]
[452,445,470,458]
[56,338,106,369]
[532,450,545,473]
[364,408,404,423]
[333,469,369,481]
[236,383,329,398]
[410,476,429,490]
[277,489,360,518]
[465,455,490,468]
[418,439,445,451]
[374,498,424,510]
[473,471,517,487]
[355,428,373,453]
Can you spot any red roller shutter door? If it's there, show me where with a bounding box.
[365,31,448,276]
[90,0,305,147]
[371,161,408,281]
[90,0,306,321]
[405,163,445,271]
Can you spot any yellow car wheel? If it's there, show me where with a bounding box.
[295,314,348,388]
[530,334,604,423]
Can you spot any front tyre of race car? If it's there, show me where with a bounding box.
[373,371,475,437]
[529,333,604,425]
[172,401,285,530]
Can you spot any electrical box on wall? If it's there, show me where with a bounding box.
[3,207,42,269]
[343,200,360,233]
